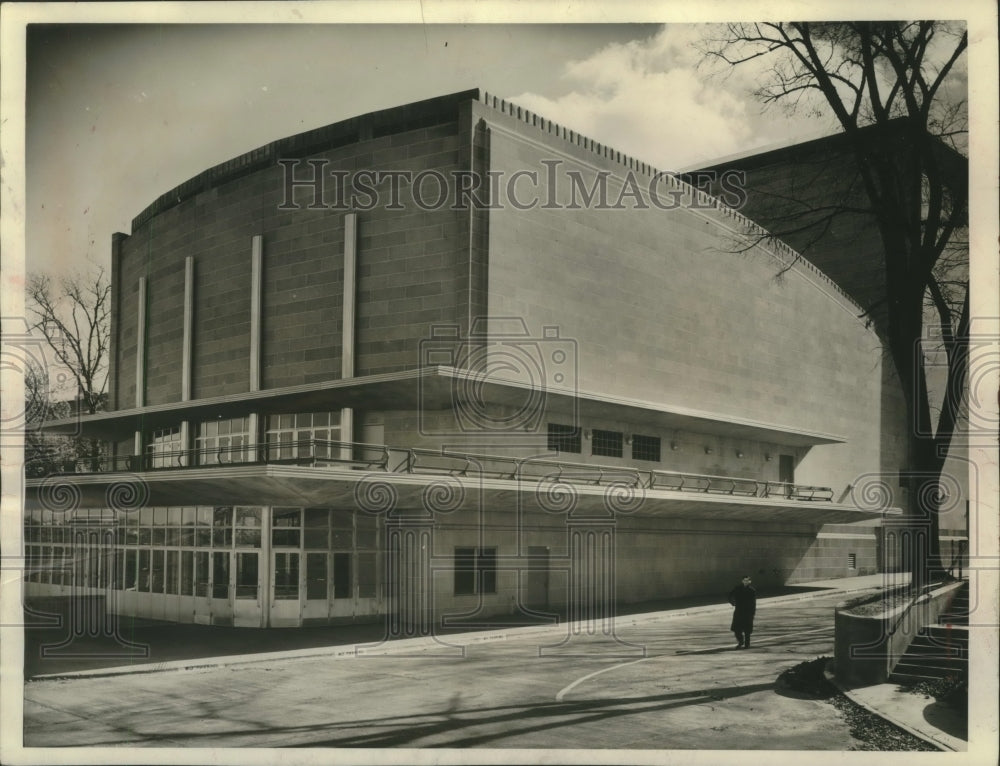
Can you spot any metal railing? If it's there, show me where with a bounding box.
[47,439,834,504]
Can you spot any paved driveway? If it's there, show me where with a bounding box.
[24,591,865,750]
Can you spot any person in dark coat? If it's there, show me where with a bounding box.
[728,576,757,648]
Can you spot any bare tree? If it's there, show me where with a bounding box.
[26,266,111,475]
[26,266,111,415]
[699,21,969,585]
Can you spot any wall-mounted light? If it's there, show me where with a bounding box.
[704,446,713,455]
[736,450,744,459]
[625,435,633,445]
[765,453,773,462]
[670,441,679,451]
[584,429,592,440]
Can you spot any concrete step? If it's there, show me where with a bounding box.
[906,643,968,659]
[894,657,967,674]
[924,625,969,641]
[890,669,954,685]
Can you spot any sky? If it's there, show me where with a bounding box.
[21,19,847,278]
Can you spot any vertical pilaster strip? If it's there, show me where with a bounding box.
[135,277,147,409]
[182,256,194,402]
[108,233,127,411]
[247,412,259,463]
[180,256,194,467]
[341,213,357,456]
[250,235,263,393]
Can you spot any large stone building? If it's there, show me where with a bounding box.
[26,89,918,631]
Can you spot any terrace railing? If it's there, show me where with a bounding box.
[46,439,834,503]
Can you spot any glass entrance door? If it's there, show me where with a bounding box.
[270,551,301,626]
[232,551,261,627]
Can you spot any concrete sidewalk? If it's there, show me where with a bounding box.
[27,573,905,680]
[26,572,963,750]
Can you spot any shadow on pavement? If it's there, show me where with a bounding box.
[32,679,779,749]
[922,701,968,741]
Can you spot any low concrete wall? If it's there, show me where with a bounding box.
[834,580,965,686]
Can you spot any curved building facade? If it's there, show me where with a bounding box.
[26,90,907,630]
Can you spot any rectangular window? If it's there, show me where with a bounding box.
[356,512,377,549]
[547,423,581,454]
[196,417,251,465]
[138,550,151,592]
[213,507,233,548]
[265,412,342,461]
[303,508,329,548]
[146,427,182,468]
[631,434,661,463]
[331,512,353,549]
[125,549,138,590]
[181,550,194,595]
[194,551,210,597]
[333,552,352,599]
[591,429,623,458]
[165,550,179,594]
[151,550,165,593]
[357,552,377,599]
[272,508,302,547]
[454,547,497,595]
[306,553,327,600]
[114,550,126,590]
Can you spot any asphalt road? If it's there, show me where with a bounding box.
[23,590,868,750]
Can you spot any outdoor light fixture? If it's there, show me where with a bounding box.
[704,446,713,455]
[625,435,633,445]
[671,442,679,451]
[584,429,592,440]
[765,453,773,461]
[737,450,744,458]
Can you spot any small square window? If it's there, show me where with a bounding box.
[631,434,661,462]
[453,546,497,595]
[592,429,623,458]
[547,423,581,454]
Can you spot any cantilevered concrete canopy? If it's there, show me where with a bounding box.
[41,368,845,448]
[25,465,894,525]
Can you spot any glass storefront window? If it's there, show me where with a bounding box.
[303,509,328,548]
[194,551,209,597]
[125,550,138,590]
[235,507,261,527]
[166,550,179,594]
[235,529,261,548]
[181,551,194,596]
[138,550,151,592]
[331,513,352,549]
[358,552,377,599]
[272,508,301,547]
[357,513,377,549]
[151,550,165,593]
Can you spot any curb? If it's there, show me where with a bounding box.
[30,580,894,682]
[823,665,962,752]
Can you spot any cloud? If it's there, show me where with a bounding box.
[508,25,817,171]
